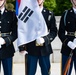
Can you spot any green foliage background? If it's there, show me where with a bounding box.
[6,0,15,11]
[6,0,72,16]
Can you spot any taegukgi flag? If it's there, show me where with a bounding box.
[17,0,48,46]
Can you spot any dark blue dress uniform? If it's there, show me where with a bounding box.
[0,9,17,75]
[58,8,76,75]
[19,8,57,75]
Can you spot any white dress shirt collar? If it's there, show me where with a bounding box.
[40,6,43,12]
[0,7,5,14]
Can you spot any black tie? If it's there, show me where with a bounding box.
[0,10,1,18]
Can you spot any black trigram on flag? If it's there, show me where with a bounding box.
[18,6,34,23]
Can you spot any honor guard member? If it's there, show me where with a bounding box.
[58,0,76,75]
[18,0,57,75]
[0,0,17,75]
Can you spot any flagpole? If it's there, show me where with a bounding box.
[25,54,27,75]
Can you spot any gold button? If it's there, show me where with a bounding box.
[8,21,9,23]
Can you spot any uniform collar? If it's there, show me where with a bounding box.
[73,7,76,13]
[0,7,5,14]
[69,8,76,19]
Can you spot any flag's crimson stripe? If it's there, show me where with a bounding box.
[18,0,21,7]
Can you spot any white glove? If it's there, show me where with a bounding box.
[36,37,45,45]
[20,51,28,56]
[73,38,76,45]
[67,41,76,50]
[0,37,5,45]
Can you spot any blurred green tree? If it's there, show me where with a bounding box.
[55,0,72,15]
[6,0,15,11]
[44,0,56,14]
[6,0,72,15]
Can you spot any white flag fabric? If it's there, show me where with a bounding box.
[17,0,48,46]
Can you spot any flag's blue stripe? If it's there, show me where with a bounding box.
[16,0,18,15]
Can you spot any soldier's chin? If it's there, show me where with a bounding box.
[0,1,5,8]
[0,3,4,8]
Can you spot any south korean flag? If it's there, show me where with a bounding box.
[17,0,48,46]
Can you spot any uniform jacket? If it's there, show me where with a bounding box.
[58,8,76,57]
[0,9,17,59]
[19,8,57,56]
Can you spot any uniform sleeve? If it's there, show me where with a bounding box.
[4,12,17,46]
[43,12,57,45]
[58,11,69,44]
[18,44,26,52]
